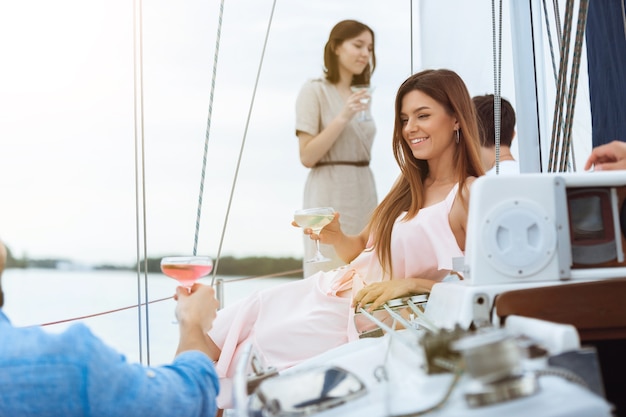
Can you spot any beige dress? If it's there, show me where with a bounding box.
[295,78,378,277]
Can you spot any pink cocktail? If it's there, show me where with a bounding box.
[160,256,213,289]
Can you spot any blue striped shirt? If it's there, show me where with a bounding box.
[0,310,219,417]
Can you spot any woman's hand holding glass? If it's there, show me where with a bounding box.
[294,208,339,263]
[350,85,374,121]
[297,211,341,242]
[338,88,372,122]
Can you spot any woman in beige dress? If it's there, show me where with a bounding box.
[295,20,378,277]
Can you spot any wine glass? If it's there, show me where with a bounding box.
[160,256,213,292]
[294,207,335,263]
[350,84,375,122]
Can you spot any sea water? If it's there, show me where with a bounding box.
[2,268,296,365]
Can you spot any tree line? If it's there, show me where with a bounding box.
[143,256,303,278]
[3,244,304,278]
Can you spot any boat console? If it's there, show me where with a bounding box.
[427,171,626,330]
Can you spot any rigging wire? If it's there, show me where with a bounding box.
[547,0,575,172]
[526,0,546,173]
[34,0,284,347]
[491,0,503,175]
[541,0,560,84]
[558,0,588,173]
[547,0,587,173]
[132,0,151,365]
[33,268,301,328]
[410,0,414,74]
[210,0,278,287]
[552,0,564,48]
[193,0,226,257]
[37,296,173,327]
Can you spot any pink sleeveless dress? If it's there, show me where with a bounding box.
[209,184,463,407]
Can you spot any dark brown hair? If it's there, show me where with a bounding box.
[368,69,484,277]
[323,20,376,85]
[473,94,516,148]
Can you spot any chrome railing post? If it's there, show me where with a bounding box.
[215,277,225,309]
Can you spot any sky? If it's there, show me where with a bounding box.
[0,0,592,266]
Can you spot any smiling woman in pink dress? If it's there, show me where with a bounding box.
[207,69,485,409]
[295,20,378,277]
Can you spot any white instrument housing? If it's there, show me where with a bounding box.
[462,171,626,284]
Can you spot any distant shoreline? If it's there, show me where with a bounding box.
[5,255,304,278]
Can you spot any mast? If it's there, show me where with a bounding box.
[509,0,545,173]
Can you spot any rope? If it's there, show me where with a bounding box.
[210,0,278,287]
[552,0,563,49]
[535,367,589,390]
[558,0,588,172]
[391,365,464,417]
[193,0,226,257]
[548,0,575,172]
[36,296,173,327]
[491,0,503,175]
[222,268,303,283]
[546,0,587,172]
[32,269,301,328]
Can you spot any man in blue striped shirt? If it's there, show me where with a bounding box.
[0,240,220,417]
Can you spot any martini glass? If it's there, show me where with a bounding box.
[350,84,374,122]
[160,256,213,292]
[294,207,335,263]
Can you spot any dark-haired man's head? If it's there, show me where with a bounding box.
[473,94,516,148]
[473,94,517,171]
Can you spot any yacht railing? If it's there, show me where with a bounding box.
[213,268,302,309]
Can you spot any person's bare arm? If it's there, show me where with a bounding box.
[448,177,476,252]
[174,284,219,358]
[298,126,348,168]
[298,90,368,167]
[325,215,370,264]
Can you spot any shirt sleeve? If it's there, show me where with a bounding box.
[71,324,219,417]
[295,79,323,137]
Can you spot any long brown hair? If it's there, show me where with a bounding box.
[323,20,376,85]
[368,69,484,277]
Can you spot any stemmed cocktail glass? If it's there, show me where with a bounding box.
[350,84,374,122]
[160,256,213,292]
[294,207,335,263]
